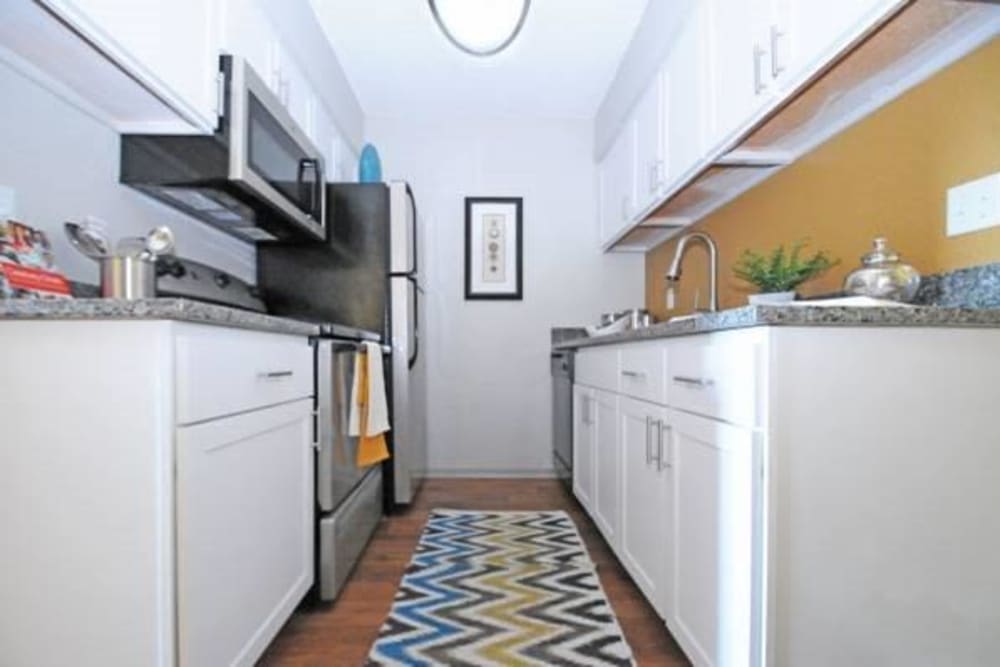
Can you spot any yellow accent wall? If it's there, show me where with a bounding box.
[645,38,1000,319]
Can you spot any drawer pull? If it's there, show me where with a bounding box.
[258,370,294,380]
[673,375,714,388]
[621,370,647,379]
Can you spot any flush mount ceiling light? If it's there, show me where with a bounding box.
[428,0,530,57]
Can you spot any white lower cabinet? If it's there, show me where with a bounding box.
[667,409,757,667]
[618,396,671,617]
[591,388,620,549]
[572,326,1000,666]
[177,399,313,667]
[0,320,314,666]
[573,330,762,667]
[572,384,596,512]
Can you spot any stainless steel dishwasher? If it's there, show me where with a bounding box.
[551,350,574,490]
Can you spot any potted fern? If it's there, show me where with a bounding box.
[733,240,837,304]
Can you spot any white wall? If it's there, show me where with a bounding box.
[0,59,254,285]
[367,117,644,476]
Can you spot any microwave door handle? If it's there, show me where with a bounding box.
[313,159,324,221]
[297,158,321,219]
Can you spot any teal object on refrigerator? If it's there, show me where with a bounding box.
[358,144,382,183]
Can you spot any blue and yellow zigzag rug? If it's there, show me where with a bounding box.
[366,510,635,666]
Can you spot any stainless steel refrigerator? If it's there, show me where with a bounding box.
[258,181,427,510]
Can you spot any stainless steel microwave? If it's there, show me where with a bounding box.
[121,56,326,243]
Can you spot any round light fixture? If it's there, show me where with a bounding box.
[428,0,530,57]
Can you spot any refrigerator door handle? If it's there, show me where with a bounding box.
[406,275,419,369]
[406,184,418,274]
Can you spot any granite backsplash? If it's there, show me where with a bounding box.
[914,262,1000,308]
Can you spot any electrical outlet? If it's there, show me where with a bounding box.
[946,173,1000,237]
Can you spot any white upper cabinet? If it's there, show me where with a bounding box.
[633,71,667,215]
[270,42,314,139]
[598,119,637,245]
[220,0,275,94]
[781,0,904,86]
[705,0,774,152]
[664,2,710,191]
[39,0,223,132]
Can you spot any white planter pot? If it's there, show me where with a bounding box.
[748,291,797,305]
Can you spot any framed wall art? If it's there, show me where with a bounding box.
[464,197,523,300]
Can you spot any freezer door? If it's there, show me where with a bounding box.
[390,275,426,504]
[389,181,416,275]
[315,340,368,513]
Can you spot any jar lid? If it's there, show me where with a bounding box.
[861,237,901,266]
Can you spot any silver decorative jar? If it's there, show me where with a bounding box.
[843,237,921,302]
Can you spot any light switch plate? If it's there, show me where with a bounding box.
[946,172,1000,237]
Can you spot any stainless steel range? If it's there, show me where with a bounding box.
[157,256,385,603]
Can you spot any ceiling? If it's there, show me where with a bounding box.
[309,0,649,120]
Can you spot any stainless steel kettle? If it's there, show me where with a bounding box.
[843,237,921,302]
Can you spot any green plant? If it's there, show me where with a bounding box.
[733,240,837,293]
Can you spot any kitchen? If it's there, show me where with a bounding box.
[0,1,998,666]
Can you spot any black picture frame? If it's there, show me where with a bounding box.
[464,197,523,300]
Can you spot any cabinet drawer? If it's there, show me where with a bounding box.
[667,331,763,427]
[176,326,313,425]
[619,341,667,404]
[575,346,620,392]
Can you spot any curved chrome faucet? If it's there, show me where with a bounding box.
[663,232,719,312]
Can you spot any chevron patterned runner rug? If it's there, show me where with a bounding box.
[366,510,636,666]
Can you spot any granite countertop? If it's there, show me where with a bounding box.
[0,298,320,337]
[553,303,1000,350]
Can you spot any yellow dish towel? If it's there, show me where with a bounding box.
[350,343,391,467]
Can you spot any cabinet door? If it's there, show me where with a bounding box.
[633,72,667,213]
[177,399,314,667]
[598,120,637,244]
[221,0,277,93]
[572,385,596,512]
[665,2,710,187]
[275,44,314,136]
[43,0,222,130]
[592,388,620,549]
[667,409,757,667]
[619,397,671,617]
[781,0,901,87]
[705,0,773,152]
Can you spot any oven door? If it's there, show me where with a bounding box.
[315,339,368,513]
[226,57,325,241]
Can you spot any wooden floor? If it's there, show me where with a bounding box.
[261,478,690,666]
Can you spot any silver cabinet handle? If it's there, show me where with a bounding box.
[621,370,647,379]
[770,25,785,78]
[645,416,653,464]
[258,370,294,380]
[672,375,714,388]
[658,423,672,470]
[753,43,768,94]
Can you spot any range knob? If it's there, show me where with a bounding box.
[213,272,231,289]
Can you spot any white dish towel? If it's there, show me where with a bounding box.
[348,341,391,437]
